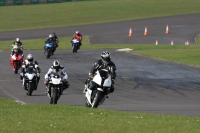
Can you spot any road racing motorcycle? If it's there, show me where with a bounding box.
[84,69,112,108]
[44,42,55,58]
[46,73,64,104]
[71,38,80,53]
[23,65,38,96]
[10,51,23,74]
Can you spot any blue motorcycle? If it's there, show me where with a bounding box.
[71,38,80,53]
[44,42,55,58]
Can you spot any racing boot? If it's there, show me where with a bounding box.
[45,85,51,98]
[83,84,88,94]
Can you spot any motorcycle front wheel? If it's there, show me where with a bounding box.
[52,88,58,104]
[27,82,33,96]
[14,61,18,74]
[92,91,103,108]
[47,49,51,59]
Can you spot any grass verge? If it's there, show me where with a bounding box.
[0,98,200,133]
[1,37,200,67]
[0,0,200,31]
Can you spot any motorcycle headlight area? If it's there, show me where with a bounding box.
[51,78,61,84]
[25,73,36,80]
[12,56,16,60]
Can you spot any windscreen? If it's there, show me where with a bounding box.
[98,69,108,79]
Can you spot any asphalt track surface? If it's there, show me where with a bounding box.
[1,14,200,117]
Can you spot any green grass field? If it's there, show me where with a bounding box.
[1,0,200,132]
[1,36,200,67]
[0,0,199,31]
[1,98,200,133]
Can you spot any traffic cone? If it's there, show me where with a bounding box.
[166,24,170,34]
[155,40,158,45]
[144,26,148,36]
[171,40,174,45]
[129,28,132,37]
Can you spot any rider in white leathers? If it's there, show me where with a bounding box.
[44,60,69,96]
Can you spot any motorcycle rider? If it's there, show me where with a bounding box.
[72,31,82,49]
[10,44,23,57]
[52,33,59,48]
[20,54,41,91]
[44,34,56,55]
[84,51,116,94]
[44,60,69,97]
[11,38,23,51]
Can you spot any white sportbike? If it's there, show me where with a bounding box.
[84,69,112,108]
[47,73,64,104]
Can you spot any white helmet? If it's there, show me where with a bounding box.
[75,31,79,34]
[53,60,60,71]
[26,54,34,62]
[49,34,52,38]
[16,38,20,42]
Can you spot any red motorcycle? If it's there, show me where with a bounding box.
[10,51,23,74]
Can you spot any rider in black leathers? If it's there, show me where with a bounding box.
[11,38,23,50]
[84,51,116,94]
[44,34,56,55]
[11,38,23,57]
[52,33,59,48]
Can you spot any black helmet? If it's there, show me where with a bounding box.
[101,51,111,63]
[26,54,34,62]
[52,33,56,37]
[53,60,60,71]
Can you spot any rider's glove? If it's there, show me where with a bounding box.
[88,72,92,76]
[37,73,40,76]
[112,79,115,85]
[63,79,67,83]
[44,79,48,85]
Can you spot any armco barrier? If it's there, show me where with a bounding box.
[31,0,39,4]
[22,0,30,4]
[5,0,13,5]
[14,0,22,5]
[47,0,56,3]
[39,0,47,4]
[0,0,5,6]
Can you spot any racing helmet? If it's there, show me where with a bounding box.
[75,31,79,34]
[49,34,53,38]
[53,60,60,71]
[26,54,34,62]
[15,38,20,42]
[101,51,111,63]
[52,33,56,37]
